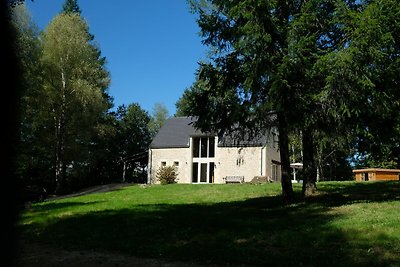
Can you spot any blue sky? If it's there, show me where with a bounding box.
[25,0,208,116]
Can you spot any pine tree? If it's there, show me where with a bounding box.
[184,0,362,201]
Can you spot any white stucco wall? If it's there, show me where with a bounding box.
[148,147,191,184]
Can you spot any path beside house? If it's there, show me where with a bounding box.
[44,183,133,201]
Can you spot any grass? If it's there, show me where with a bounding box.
[18,181,400,267]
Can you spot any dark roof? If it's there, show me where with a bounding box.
[150,117,272,149]
[150,117,203,148]
[218,131,268,147]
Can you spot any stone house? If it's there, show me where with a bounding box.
[147,117,281,184]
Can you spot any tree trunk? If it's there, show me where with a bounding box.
[54,70,67,195]
[54,114,66,195]
[122,160,126,183]
[302,128,317,197]
[278,113,294,204]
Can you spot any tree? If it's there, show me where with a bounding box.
[62,0,81,14]
[10,3,53,198]
[185,1,302,202]
[185,0,369,201]
[116,104,152,183]
[186,0,297,201]
[148,102,169,136]
[3,1,25,265]
[317,0,400,170]
[175,87,192,116]
[41,12,110,194]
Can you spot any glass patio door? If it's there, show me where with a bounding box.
[192,162,215,183]
[191,136,216,184]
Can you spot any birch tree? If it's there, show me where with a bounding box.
[41,13,110,193]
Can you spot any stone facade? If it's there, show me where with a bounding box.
[148,147,191,184]
[148,136,281,184]
[215,145,280,183]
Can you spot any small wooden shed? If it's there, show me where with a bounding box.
[353,168,400,181]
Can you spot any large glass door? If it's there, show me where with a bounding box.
[200,163,207,182]
[192,136,215,184]
[192,162,215,183]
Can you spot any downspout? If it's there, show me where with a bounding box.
[189,137,193,184]
[260,146,263,176]
[147,149,152,184]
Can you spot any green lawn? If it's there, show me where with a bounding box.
[18,181,400,267]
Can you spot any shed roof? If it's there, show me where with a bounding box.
[150,116,271,149]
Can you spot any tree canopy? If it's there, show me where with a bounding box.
[11,3,157,197]
[148,102,170,137]
[62,0,81,14]
[181,0,400,202]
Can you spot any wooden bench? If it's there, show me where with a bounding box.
[223,176,245,183]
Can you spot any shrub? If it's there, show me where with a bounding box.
[156,165,178,185]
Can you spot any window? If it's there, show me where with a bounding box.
[209,162,215,183]
[161,161,166,167]
[192,163,198,183]
[192,137,216,184]
[193,138,200,158]
[272,164,279,181]
[174,161,179,167]
[200,163,207,182]
[192,137,215,158]
[209,138,215,157]
[272,133,277,148]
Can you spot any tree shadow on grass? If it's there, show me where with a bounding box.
[311,181,400,206]
[20,182,400,267]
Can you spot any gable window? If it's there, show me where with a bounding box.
[192,137,215,158]
[193,138,200,158]
[209,138,215,157]
[174,161,179,167]
[272,133,277,148]
[201,137,208,157]
[161,161,166,167]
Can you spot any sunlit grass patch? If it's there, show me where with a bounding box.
[18,181,400,267]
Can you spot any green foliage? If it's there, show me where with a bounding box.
[11,7,115,196]
[148,102,169,136]
[175,87,192,117]
[116,104,152,154]
[114,103,152,183]
[183,0,400,191]
[316,0,400,168]
[12,3,155,196]
[10,4,54,197]
[184,0,357,199]
[62,0,81,14]
[156,165,178,185]
[40,12,111,193]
